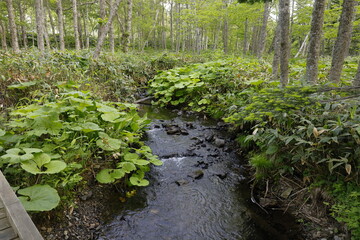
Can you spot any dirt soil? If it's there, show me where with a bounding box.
[252,174,350,240]
[33,179,122,240]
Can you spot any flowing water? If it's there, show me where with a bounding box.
[98,107,298,240]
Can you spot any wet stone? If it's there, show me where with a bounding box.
[213,137,225,148]
[175,179,189,186]
[189,170,204,180]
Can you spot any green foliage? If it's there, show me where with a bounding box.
[17,185,60,212]
[330,183,360,239]
[0,85,160,210]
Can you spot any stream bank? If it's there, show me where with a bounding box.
[36,107,304,240]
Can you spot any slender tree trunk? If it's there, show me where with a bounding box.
[328,0,355,83]
[35,0,45,53]
[122,0,132,52]
[0,21,7,50]
[161,5,166,49]
[98,0,106,41]
[278,0,290,86]
[84,6,90,48]
[243,18,248,55]
[72,0,81,50]
[18,2,27,49]
[5,0,20,53]
[272,22,281,80]
[257,2,270,58]
[305,0,326,84]
[43,0,51,50]
[93,0,122,59]
[353,62,360,86]
[222,1,229,54]
[56,0,65,51]
[109,0,115,53]
[47,2,57,48]
[170,0,174,50]
[175,3,181,52]
[295,32,309,58]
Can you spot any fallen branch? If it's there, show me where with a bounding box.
[134,96,154,104]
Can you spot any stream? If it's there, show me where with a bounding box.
[98,107,298,240]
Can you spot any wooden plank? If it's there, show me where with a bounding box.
[0,227,17,240]
[0,218,11,230]
[0,171,43,240]
[0,208,6,219]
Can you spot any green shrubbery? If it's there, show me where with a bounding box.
[149,57,360,238]
[0,83,160,211]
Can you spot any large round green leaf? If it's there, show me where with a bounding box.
[96,132,122,151]
[96,169,125,183]
[118,162,136,173]
[129,175,149,186]
[18,185,60,211]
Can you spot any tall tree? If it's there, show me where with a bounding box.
[72,0,81,50]
[278,0,290,87]
[305,0,326,84]
[56,0,65,51]
[93,0,123,59]
[122,0,132,52]
[5,0,20,53]
[0,21,7,50]
[328,0,355,83]
[272,23,281,80]
[98,0,106,40]
[18,2,28,49]
[354,62,360,86]
[35,0,45,52]
[257,1,270,58]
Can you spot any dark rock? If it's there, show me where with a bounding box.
[213,137,225,148]
[215,172,228,180]
[186,123,195,129]
[80,191,93,201]
[175,179,189,186]
[165,125,181,135]
[205,134,214,142]
[189,170,204,180]
[201,144,206,148]
[153,124,161,129]
[195,161,209,169]
[180,129,189,135]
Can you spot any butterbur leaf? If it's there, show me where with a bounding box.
[80,122,103,132]
[96,169,125,183]
[96,132,122,151]
[0,129,5,136]
[124,153,139,161]
[18,185,60,211]
[101,112,121,122]
[118,162,136,173]
[21,159,67,175]
[345,164,352,175]
[1,148,35,164]
[129,175,149,186]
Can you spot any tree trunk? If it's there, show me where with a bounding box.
[353,62,360,86]
[272,22,281,80]
[257,1,270,58]
[84,6,90,48]
[56,0,65,51]
[47,1,57,48]
[93,0,122,59]
[35,0,45,53]
[122,0,132,52]
[328,0,355,83]
[72,0,81,50]
[43,0,51,50]
[170,0,174,50]
[0,21,7,50]
[294,32,309,58]
[305,0,326,84]
[18,2,27,49]
[222,1,229,54]
[98,0,106,41]
[278,0,290,87]
[109,0,115,53]
[5,0,20,53]
[243,18,248,55]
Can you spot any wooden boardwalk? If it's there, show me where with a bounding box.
[0,171,43,240]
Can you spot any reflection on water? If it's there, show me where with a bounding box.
[98,108,294,240]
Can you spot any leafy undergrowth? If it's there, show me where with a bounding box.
[0,83,161,212]
[149,57,360,239]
